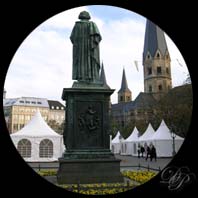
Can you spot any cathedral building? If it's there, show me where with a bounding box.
[111,19,173,133]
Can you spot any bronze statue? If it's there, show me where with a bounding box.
[70,11,102,83]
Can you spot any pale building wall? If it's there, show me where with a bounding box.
[11,106,49,133]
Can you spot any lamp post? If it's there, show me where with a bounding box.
[171,131,176,157]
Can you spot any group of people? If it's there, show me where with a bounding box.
[137,143,157,161]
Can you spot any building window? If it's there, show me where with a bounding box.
[13,124,18,130]
[156,52,160,58]
[25,101,30,104]
[25,115,30,121]
[148,67,152,75]
[19,101,24,103]
[159,85,162,91]
[149,85,152,92]
[17,139,31,158]
[31,101,36,104]
[166,67,169,74]
[157,67,162,74]
[39,139,53,158]
[20,108,24,113]
[13,115,18,121]
[147,54,150,59]
[120,96,123,102]
[20,124,24,129]
[19,115,24,121]
[37,102,42,104]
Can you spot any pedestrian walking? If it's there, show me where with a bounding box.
[145,145,150,161]
[140,146,145,158]
[150,145,157,162]
[137,144,141,158]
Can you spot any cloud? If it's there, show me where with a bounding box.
[4,6,189,105]
[5,27,72,101]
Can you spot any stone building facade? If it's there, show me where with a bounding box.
[3,96,65,133]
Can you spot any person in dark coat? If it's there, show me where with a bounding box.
[145,145,150,161]
[150,145,157,161]
[137,144,141,158]
[140,146,145,157]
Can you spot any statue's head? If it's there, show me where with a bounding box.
[79,11,91,20]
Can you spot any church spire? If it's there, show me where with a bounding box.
[143,19,168,61]
[118,68,132,103]
[118,68,130,93]
[100,62,110,88]
[143,19,172,100]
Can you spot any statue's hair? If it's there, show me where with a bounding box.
[78,11,91,20]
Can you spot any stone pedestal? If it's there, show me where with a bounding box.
[57,158,123,184]
[57,87,123,184]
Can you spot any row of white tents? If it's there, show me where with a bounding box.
[111,120,184,157]
[10,110,184,161]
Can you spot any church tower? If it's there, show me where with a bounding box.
[118,68,132,103]
[143,19,172,100]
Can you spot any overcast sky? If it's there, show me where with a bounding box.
[4,5,189,104]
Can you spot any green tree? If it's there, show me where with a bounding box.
[155,84,193,137]
[47,120,64,135]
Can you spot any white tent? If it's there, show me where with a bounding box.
[151,120,184,157]
[111,131,124,154]
[11,110,64,162]
[139,123,155,142]
[122,127,140,156]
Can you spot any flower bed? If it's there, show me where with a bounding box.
[37,169,157,195]
[37,169,57,176]
[122,170,157,184]
[58,182,136,195]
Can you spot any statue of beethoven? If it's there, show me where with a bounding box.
[70,11,102,83]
